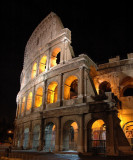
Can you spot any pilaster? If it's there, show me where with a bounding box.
[38,118,43,150]
[55,117,61,151]
[106,112,117,156]
[31,85,36,113]
[20,125,24,148]
[78,66,84,102]
[42,80,46,110]
[28,121,32,149]
[58,73,63,106]
[78,115,84,152]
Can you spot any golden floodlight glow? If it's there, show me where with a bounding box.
[21,97,25,113]
[50,48,61,68]
[47,82,58,104]
[35,87,43,107]
[64,75,78,100]
[93,79,99,94]
[118,110,132,128]
[39,55,47,73]
[52,125,56,131]
[71,122,78,130]
[8,130,13,134]
[26,92,33,110]
[31,63,37,79]
[92,119,105,130]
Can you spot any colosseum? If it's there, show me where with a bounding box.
[13,12,133,156]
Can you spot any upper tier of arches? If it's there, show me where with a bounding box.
[17,75,80,118]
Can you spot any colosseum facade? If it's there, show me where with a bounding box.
[13,12,133,156]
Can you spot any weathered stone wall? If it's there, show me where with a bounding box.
[14,12,133,156]
[93,53,133,130]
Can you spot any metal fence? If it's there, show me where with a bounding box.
[89,140,106,153]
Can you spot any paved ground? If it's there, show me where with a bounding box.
[1,150,133,160]
[37,153,133,160]
[1,153,133,160]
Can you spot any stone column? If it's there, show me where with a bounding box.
[24,93,28,116]
[38,118,43,150]
[43,119,46,150]
[57,73,63,106]
[84,127,88,152]
[44,79,48,109]
[64,39,68,62]
[60,38,70,64]
[60,121,64,151]
[42,80,46,110]
[106,112,117,156]
[31,86,36,113]
[60,39,66,64]
[55,117,61,151]
[28,121,32,149]
[78,66,84,103]
[20,125,24,148]
[47,49,51,70]
[84,68,88,102]
[78,115,84,152]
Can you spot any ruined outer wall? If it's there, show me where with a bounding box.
[93,53,133,128]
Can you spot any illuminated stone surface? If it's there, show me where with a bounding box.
[14,12,133,156]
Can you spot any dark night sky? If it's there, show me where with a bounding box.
[1,1,133,122]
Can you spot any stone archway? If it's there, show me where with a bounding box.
[64,76,78,100]
[17,131,21,148]
[39,55,47,73]
[47,82,58,104]
[50,48,61,68]
[32,124,40,150]
[87,119,106,154]
[123,121,133,149]
[99,81,111,93]
[43,122,56,152]
[23,128,29,149]
[63,120,78,151]
[123,87,133,97]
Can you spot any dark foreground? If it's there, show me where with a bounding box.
[1,151,133,160]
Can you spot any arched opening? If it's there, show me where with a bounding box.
[43,123,56,152]
[99,81,111,93]
[63,121,78,151]
[47,82,58,104]
[64,76,78,100]
[26,92,32,111]
[39,55,47,73]
[89,119,106,153]
[123,87,133,97]
[23,128,29,149]
[50,48,61,68]
[31,63,37,79]
[32,125,40,150]
[123,121,133,149]
[21,97,25,114]
[35,87,43,108]
[119,77,133,96]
